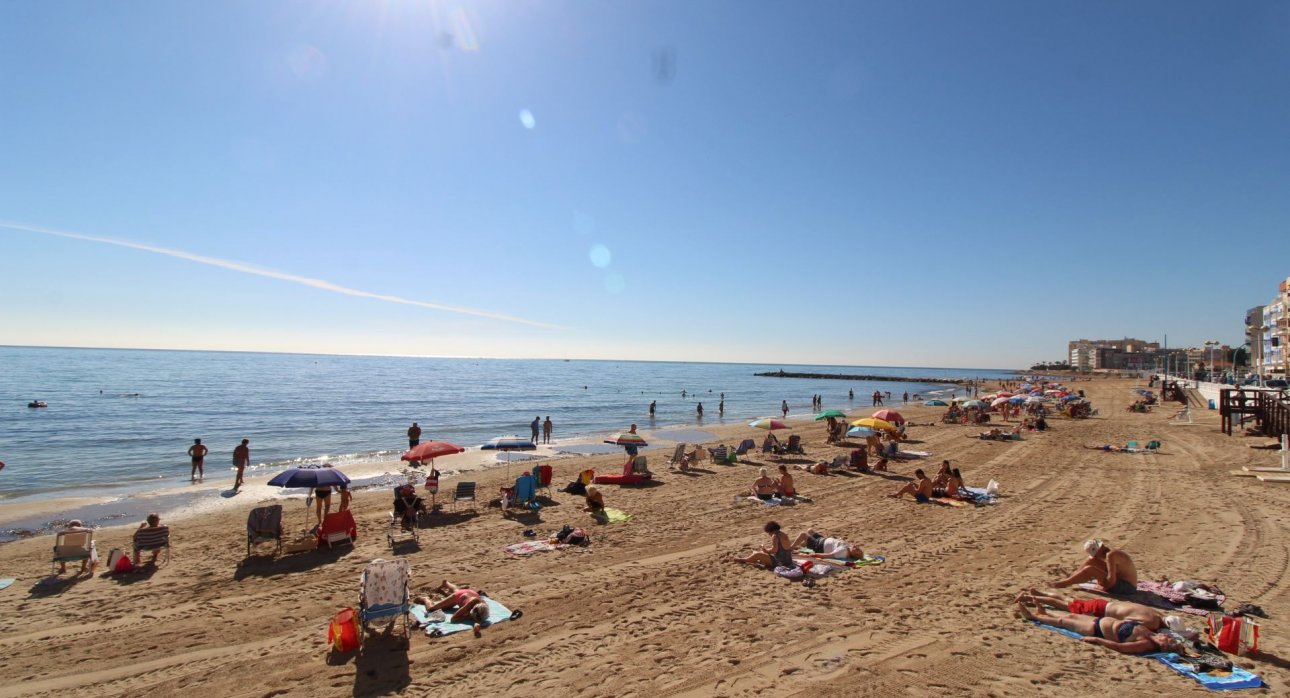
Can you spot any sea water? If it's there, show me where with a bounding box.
[0,346,1016,503]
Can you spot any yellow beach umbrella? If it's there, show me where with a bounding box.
[850,417,897,431]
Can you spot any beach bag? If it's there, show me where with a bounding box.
[564,480,586,496]
[1208,613,1259,655]
[328,608,360,653]
[108,548,133,574]
[559,527,588,545]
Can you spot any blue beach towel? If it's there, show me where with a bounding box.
[412,597,516,637]
[1028,621,1263,690]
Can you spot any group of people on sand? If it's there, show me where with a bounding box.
[1014,539,1189,655]
[733,521,865,569]
[56,513,170,576]
[747,466,797,500]
[888,460,966,503]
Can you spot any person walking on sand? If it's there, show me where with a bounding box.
[530,416,541,444]
[408,422,422,449]
[188,438,208,480]
[232,438,250,491]
[781,400,789,418]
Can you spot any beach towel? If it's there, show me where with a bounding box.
[741,495,795,506]
[1077,580,1225,617]
[792,553,885,571]
[896,450,931,458]
[932,497,974,507]
[503,540,561,556]
[0,578,14,591]
[1028,620,1262,690]
[962,486,999,505]
[593,507,631,524]
[412,597,516,637]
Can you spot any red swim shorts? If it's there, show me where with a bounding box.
[1068,598,1109,617]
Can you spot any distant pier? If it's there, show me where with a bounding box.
[754,370,972,385]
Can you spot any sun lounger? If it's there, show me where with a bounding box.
[593,457,651,485]
[51,530,97,575]
[246,505,283,557]
[359,559,411,651]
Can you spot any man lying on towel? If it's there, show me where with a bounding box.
[1016,596,1183,655]
[1017,589,1187,634]
[791,528,865,562]
[1051,539,1138,594]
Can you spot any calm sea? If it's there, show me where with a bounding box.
[0,346,1018,500]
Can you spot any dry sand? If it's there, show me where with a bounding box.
[2,377,1289,697]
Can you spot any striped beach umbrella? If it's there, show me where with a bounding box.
[482,435,537,478]
[749,418,788,430]
[872,409,904,424]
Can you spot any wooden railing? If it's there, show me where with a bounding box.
[1221,388,1290,437]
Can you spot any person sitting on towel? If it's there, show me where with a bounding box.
[888,469,933,503]
[1051,539,1139,594]
[394,485,426,530]
[933,467,966,499]
[1016,589,1178,632]
[1015,596,1181,655]
[931,461,952,490]
[791,529,864,561]
[733,520,796,570]
[750,468,778,500]
[775,465,796,498]
[416,581,490,637]
[583,486,605,514]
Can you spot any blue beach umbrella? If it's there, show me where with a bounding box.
[924,400,948,407]
[847,426,876,439]
[1008,396,1027,405]
[268,464,351,526]
[481,435,538,478]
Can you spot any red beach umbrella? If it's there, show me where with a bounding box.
[871,409,905,424]
[401,441,466,463]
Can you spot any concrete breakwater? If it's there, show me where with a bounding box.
[754,370,969,385]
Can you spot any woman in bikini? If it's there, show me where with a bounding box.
[1015,597,1181,654]
[416,581,491,637]
[733,521,796,570]
[750,468,778,500]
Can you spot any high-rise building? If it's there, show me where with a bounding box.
[1245,305,1265,377]
[1067,338,1162,372]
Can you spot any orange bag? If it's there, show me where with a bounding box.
[328,608,360,653]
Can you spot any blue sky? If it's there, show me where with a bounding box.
[1,1,1287,368]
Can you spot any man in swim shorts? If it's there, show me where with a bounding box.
[187,438,208,480]
[1051,539,1139,593]
[792,529,864,561]
[888,469,933,503]
[407,422,421,449]
[1016,589,1171,631]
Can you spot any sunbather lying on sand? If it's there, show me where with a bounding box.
[888,469,933,503]
[1084,444,1131,452]
[750,468,778,500]
[795,461,829,475]
[791,529,864,561]
[733,521,796,570]
[1052,539,1138,593]
[1016,589,1179,632]
[1015,597,1182,654]
[416,581,490,637]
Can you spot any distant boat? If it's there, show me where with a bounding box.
[27,400,47,408]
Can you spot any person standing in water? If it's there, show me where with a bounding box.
[649,400,656,417]
[232,438,250,491]
[781,400,789,418]
[543,416,553,444]
[696,402,703,418]
[188,438,208,480]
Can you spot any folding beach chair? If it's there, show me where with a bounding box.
[501,473,538,516]
[665,443,687,468]
[390,488,423,548]
[133,525,171,565]
[453,481,478,513]
[536,464,554,496]
[318,510,357,549]
[785,435,805,455]
[709,445,729,463]
[735,439,756,456]
[359,558,411,651]
[246,505,283,557]
[51,530,97,575]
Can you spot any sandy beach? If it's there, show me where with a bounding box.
[2,376,1288,697]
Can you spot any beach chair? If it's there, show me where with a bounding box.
[51,530,97,575]
[785,434,805,455]
[502,473,538,516]
[709,445,729,464]
[632,455,651,476]
[1146,440,1162,451]
[453,481,477,513]
[246,505,283,557]
[133,525,171,565]
[665,443,688,468]
[536,464,554,496]
[318,510,357,549]
[390,488,424,547]
[358,558,411,651]
[735,439,756,456]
